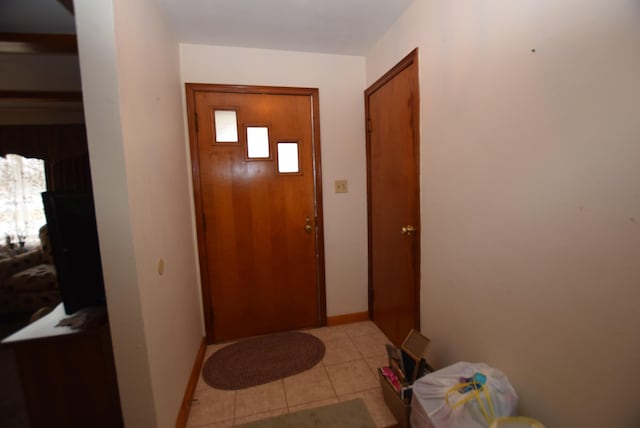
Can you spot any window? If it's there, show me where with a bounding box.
[213,109,239,143]
[277,142,300,173]
[246,126,271,159]
[0,154,46,251]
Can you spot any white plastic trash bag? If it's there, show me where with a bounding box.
[410,361,518,428]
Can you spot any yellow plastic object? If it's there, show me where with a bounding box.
[490,416,546,428]
[445,381,496,425]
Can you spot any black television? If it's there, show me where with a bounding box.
[42,191,106,314]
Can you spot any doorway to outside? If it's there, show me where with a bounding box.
[365,49,421,347]
[185,84,326,343]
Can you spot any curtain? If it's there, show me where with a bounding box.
[0,124,92,250]
[0,124,92,192]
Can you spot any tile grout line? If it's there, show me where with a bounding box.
[320,345,341,401]
[281,378,291,414]
[231,388,238,426]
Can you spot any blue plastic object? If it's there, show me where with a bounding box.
[458,372,487,393]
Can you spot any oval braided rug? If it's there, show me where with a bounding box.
[202,331,325,390]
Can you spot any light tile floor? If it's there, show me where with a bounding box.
[186,321,399,427]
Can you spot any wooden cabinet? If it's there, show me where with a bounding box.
[1,304,123,428]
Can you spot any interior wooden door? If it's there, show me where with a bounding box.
[186,84,325,343]
[365,50,421,347]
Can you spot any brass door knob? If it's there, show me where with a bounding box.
[401,225,416,235]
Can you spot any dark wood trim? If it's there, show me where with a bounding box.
[0,33,77,54]
[364,48,421,329]
[327,311,369,326]
[185,85,214,343]
[175,337,206,428]
[184,83,327,343]
[57,0,75,15]
[310,88,327,327]
[185,83,322,97]
[0,90,82,103]
[365,49,419,98]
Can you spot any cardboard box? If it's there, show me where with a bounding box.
[401,329,432,382]
[379,368,411,427]
[379,329,433,427]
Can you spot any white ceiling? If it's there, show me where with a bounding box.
[1,0,412,56]
[157,0,413,55]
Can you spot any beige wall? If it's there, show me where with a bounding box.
[179,44,369,317]
[367,1,640,427]
[75,0,202,427]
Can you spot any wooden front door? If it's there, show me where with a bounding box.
[186,84,326,343]
[365,50,421,347]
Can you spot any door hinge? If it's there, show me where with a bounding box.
[195,112,199,133]
[366,119,372,133]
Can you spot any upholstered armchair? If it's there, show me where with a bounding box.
[0,225,60,314]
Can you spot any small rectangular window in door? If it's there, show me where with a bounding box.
[246,126,271,159]
[213,109,239,143]
[277,142,300,174]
